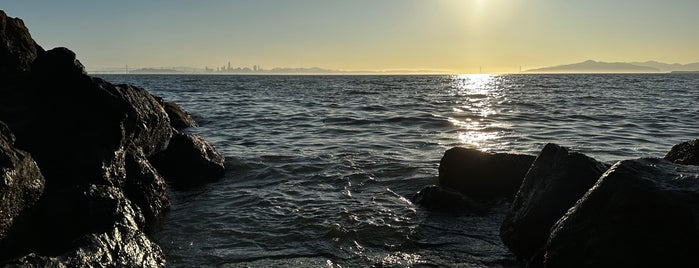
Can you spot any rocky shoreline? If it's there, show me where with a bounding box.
[414,139,699,267]
[1,10,224,266]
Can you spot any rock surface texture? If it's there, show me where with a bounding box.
[665,138,699,165]
[544,158,699,267]
[500,144,609,260]
[151,132,226,188]
[438,147,535,199]
[0,10,224,266]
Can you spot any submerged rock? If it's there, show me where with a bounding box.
[411,185,479,212]
[151,132,225,187]
[438,147,535,199]
[665,138,699,165]
[544,158,699,267]
[500,143,608,260]
[0,121,45,258]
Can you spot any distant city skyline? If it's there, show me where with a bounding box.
[5,1,699,74]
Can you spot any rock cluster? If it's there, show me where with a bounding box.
[415,139,699,267]
[0,10,225,266]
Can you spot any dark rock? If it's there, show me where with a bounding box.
[3,185,165,267]
[411,185,479,212]
[665,138,699,165]
[544,158,699,267]
[31,47,86,77]
[124,147,170,225]
[0,10,43,75]
[500,143,609,260]
[151,132,225,187]
[153,95,198,130]
[438,147,535,199]
[0,121,45,251]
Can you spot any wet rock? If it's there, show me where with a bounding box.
[438,147,535,199]
[124,147,170,225]
[153,95,198,130]
[3,185,165,267]
[500,143,609,260]
[0,121,45,256]
[544,158,699,267]
[0,10,43,75]
[665,138,699,165]
[411,185,479,212]
[151,132,225,187]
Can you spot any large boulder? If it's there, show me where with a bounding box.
[124,147,170,225]
[438,147,535,199]
[665,138,699,165]
[0,121,45,253]
[544,158,699,267]
[151,132,225,187]
[0,10,43,75]
[500,143,609,260]
[3,185,165,267]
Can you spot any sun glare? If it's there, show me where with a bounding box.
[448,74,505,149]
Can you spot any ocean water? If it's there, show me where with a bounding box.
[99,74,699,267]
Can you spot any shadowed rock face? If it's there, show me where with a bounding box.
[152,95,198,130]
[544,158,699,268]
[500,143,609,260]
[0,121,45,257]
[438,147,535,199]
[665,138,699,165]
[411,185,480,213]
[151,132,225,188]
[0,10,43,75]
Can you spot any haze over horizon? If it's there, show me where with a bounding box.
[4,0,699,74]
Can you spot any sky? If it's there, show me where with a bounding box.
[3,0,699,73]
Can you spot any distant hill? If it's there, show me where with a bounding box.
[631,61,699,72]
[526,60,660,73]
[129,68,182,74]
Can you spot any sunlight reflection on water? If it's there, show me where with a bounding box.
[449,74,506,151]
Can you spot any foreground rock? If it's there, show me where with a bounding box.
[5,185,165,267]
[151,132,225,188]
[153,96,198,130]
[0,122,45,258]
[0,10,225,266]
[544,158,699,267]
[500,143,609,261]
[438,147,535,199]
[665,138,699,165]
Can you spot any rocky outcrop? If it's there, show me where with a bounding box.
[0,121,45,257]
[0,10,224,266]
[544,158,699,267]
[665,138,699,165]
[499,144,609,260]
[438,147,535,199]
[151,132,225,188]
[0,10,43,75]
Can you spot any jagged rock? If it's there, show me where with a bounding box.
[411,185,479,212]
[0,10,43,75]
[3,185,165,267]
[0,121,45,252]
[665,138,699,165]
[124,147,170,225]
[151,132,225,187]
[544,158,699,267]
[499,143,609,260]
[31,47,86,77]
[438,147,535,199]
[152,95,198,130]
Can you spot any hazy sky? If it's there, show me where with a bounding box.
[4,0,699,73]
